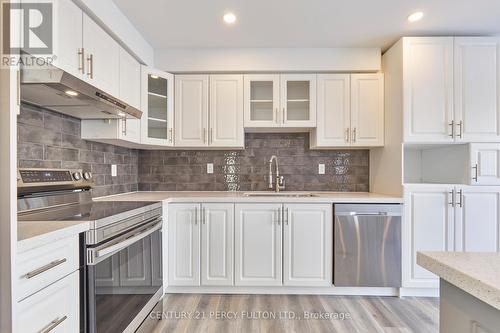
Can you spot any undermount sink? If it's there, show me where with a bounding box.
[243,192,317,198]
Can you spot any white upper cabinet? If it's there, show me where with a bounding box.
[244,75,280,127]
[469,143,500,185]
[454,37,500,142]
[119,48,141,110]
[175,75,209,147]
[142,67,174,146]
[403,37,454,143]
[313,74,351,147]
[176,75,243,148]
[209,75,244,147]
[201,203,234,286]
[283,204,332,287]
[234,204,282,286]
[351,73,384,146]
[280,74,317,127]
[82,14,120,97]
[51,0,83,78]
[244,74,316,128]
[312,73,384,148]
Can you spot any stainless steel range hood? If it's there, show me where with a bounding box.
[20,66,142,119]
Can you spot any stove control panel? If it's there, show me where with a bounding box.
[17,168,94,192]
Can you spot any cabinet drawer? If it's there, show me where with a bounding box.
[17,271,79,333]
[17,235,79,300]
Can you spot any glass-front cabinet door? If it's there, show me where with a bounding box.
[141,67,174,146]
[244,75,280,127]
[280,74,317,127]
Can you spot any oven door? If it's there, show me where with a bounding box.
[86,219,163,333]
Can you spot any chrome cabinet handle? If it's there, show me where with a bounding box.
[449,190,455,207]
[472,163,478,182]
[194,206,198,225]
[38,315,67,333]
[202,206,206,224]
[86,54,93,79]
[345,128,350,143]
[458,189,463,208]
[352,128,357,143]
[209,128,213,145]
[203,128,207,144]
[457,121,463,138]
[121,117,127,136]
[275,108,279,124]
[448,120,455,138]
[284,207,289,225]
[78,48,84,73]
[282,108,285,124]
[168,128,173,143]
[277,207,281,225]
[25,258,67,279]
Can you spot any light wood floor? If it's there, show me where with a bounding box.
[152,294,439,333]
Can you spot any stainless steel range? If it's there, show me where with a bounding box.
[17,168,163,333]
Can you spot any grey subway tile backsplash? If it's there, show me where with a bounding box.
[138,133,369,192]
[17,104,139,197]
[18,105,369,194]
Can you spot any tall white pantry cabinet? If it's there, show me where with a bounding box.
[376,36,500,292]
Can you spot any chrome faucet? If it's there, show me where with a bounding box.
[269,155,285,192]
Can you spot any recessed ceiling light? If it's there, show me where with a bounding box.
[65,90,78,96]
[223,12,236,24]
[150,75,159,79]
[408,11,424,22]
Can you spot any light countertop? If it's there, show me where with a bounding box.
[417,251,500,310]
[95,191,403,204]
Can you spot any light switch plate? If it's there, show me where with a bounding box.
[318,163,325,175]
[207,163,214,174]
[111,164,117,177]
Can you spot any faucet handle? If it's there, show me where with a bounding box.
[279,176,285,189]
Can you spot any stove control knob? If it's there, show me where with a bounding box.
[83,172,92,180]
[72,172,82,181]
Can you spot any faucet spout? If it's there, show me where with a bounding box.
[269,155,283,192]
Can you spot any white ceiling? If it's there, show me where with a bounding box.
[113,0,500,50]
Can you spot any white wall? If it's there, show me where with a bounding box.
[74,0,154,65]
[155,48,381,73]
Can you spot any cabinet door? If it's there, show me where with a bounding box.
[455,187,500,252]
[283,204,332,286]
[403,186,455,288]
[455,37,500,142]
[403,37,454,143]
[119,118,141,143]
[17,272,79,333]
[351,73,384,146]
[119,48,141,110]
[280,74,317,127]
[82,14,120,97]
[470,143,500,185]
[313,74,351,147]
[175,75,209,147]
[209,75,244,147]
[168,203,200,286]
[119,237,152,287]
[244,75,280,127]
[141,67,174,146]
[201,203,234,286]
[51,0,83,78]
[235,204,282,286]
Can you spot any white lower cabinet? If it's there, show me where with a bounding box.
[235,203,283,286]
[404,185,500,288]
[17,271,79,333]
[283,204,333,286]
[167,202,334,288]
[168,203,200,286]
[201,203,234,286]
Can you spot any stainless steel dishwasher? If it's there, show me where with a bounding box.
[334,204,402,287]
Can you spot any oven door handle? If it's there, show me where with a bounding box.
[87,218,162,265]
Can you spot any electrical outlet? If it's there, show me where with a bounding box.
[318,163,325,175]
[111,164,117,177]
[207,163,214,174]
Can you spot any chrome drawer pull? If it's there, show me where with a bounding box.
[39,315,67,333]
[25,258,67,279]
